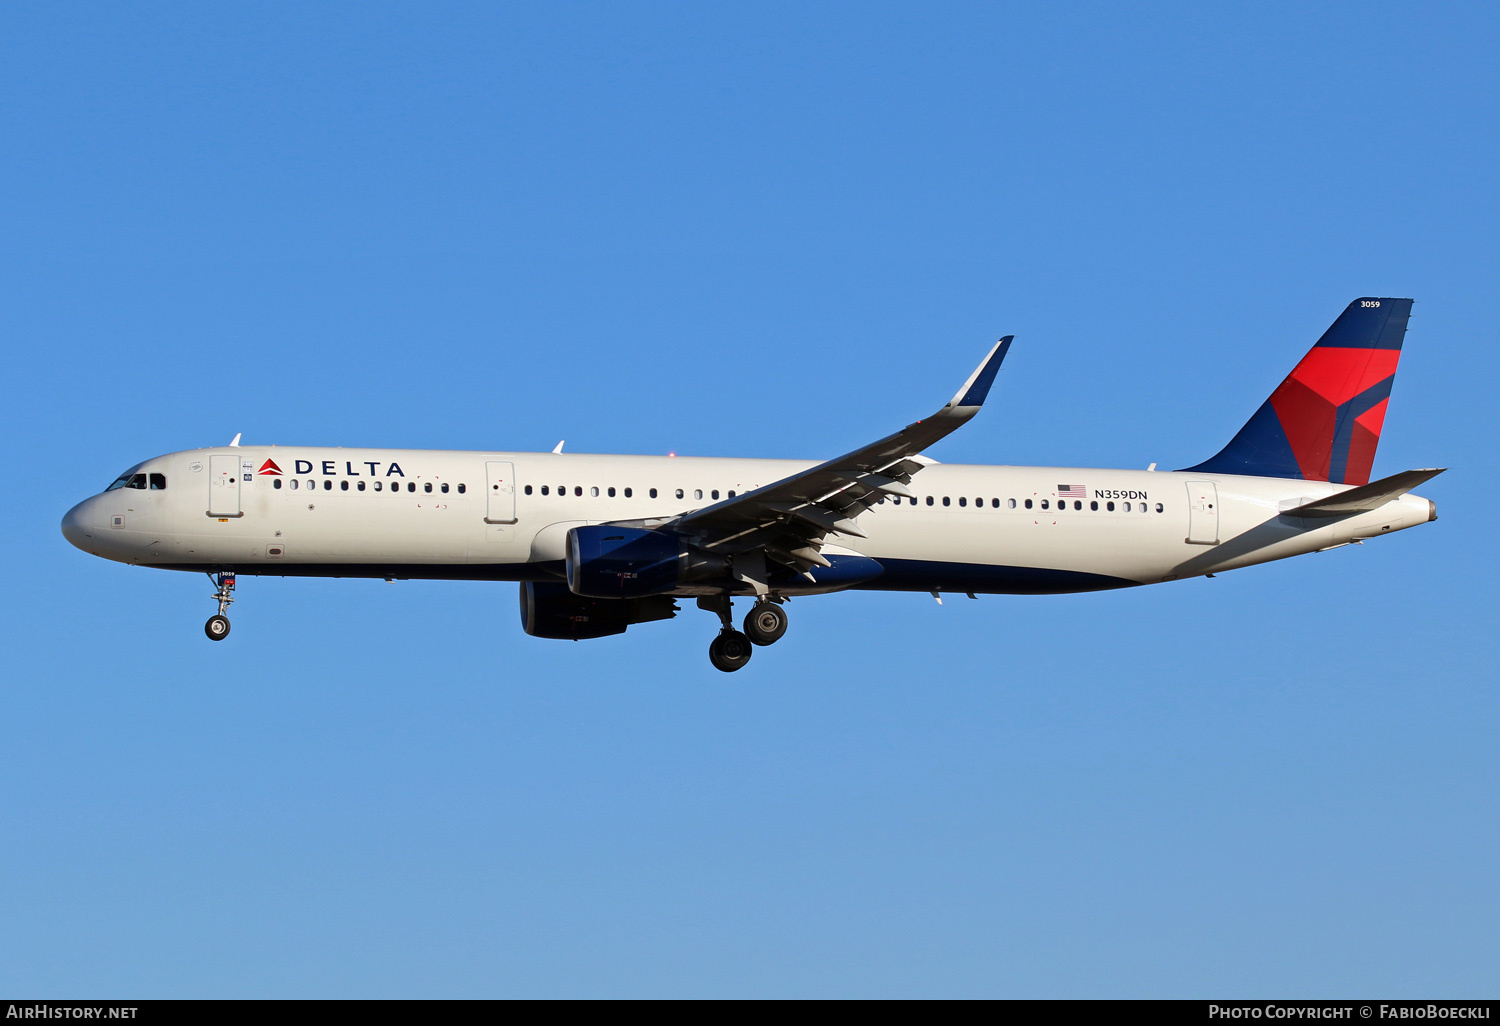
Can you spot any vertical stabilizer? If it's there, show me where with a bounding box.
[1181,298,1412,485]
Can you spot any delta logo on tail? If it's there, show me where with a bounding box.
[1184,298,1412,486]
[257,459,283,476]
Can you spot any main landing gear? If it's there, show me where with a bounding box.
[744,600,788,646]
[699,595,789,672]
[205,572,235,641]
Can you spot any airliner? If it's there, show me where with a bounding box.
[61,298,1440,671]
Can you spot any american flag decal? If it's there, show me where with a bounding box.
[1057,484,1087,498]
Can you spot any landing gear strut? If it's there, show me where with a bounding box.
[698,594,753,673]
[205,572,235,641]
[744,600,788,646]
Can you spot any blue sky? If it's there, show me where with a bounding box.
[2,2,1496,997]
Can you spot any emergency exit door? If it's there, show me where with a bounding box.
[208,455,242,517]
[485,461,517,524]
[1185,481,1219,544]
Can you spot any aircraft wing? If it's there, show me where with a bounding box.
[1283,467,1446,517]
[666,336,1014,577]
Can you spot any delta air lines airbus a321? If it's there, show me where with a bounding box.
[62,299,1441,672]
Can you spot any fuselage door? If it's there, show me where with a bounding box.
[485,460,517,524]
[1185,480,1219,544]
[208,455,242,517]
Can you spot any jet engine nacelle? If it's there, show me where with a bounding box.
[519,581,677,640]
[567,525,704,599]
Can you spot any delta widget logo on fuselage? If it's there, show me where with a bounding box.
[256,458,407,479]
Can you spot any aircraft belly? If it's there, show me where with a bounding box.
[855,509,1169,589]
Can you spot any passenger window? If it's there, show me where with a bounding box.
[341,480,349,491]
[441,483,449,493]
[150,473,166,490]
[525,485,533,495]
[728,490,735,498]
[1090,500,1098,511]
[958,497,966,507]
[324,480,333,491]
[1074,500,1082,510]
[1024,499,1033,509]
[373,481,381,491]
[1007,498,1016,509]
[358,481,366,491]
[676,489,684,499]
[457,484,466,494]
[925,496,934,506]
[541,485,549,495]
[711,490,719,500]
[408,482,416,493]
[1123,501,1132,512]
[1106,501,1114,511]
[274,479,283,490]
[290,479,299,491]
[607,487,615,497]
[574,486,582,497]
[992,498,1001,508]
[1156,503,1164,513]
[624,488,632,498]
[424,482,433,493]
[649,488,657,498]
[694,489,703,500]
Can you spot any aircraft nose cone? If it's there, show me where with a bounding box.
[61,500,93,551]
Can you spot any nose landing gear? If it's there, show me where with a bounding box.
[205,572,235,641]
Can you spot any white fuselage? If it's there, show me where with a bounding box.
[61,446,1436,595]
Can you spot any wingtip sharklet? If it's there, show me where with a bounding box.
[950,335,1014,409]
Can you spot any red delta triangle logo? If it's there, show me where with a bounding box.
[257,459,283,476]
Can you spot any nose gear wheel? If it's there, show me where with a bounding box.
[204,572,236,642]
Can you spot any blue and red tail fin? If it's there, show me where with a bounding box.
[1181,297,1413,486]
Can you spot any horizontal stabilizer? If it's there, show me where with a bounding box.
[1283,468,1445,518]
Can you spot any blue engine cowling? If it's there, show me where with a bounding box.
[566,526,682,599]
[519,581,677,640]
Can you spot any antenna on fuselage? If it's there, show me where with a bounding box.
[229,433,242,447]
[552,440,565,454]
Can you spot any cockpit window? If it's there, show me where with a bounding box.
[105,465,165,492]
[105,466,144,491]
